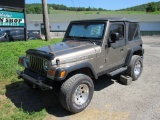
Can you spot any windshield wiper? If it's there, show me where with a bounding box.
[77,37,98,45]
[64,36,79,41]
[65,36,102,44]
[80,37,102,43]
[65,36,77,38]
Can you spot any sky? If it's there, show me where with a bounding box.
[26,0,160,10]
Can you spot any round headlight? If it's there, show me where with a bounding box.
[44,60,50,71]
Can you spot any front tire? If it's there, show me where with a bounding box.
[59,74,94,113]
[126,55,143,80]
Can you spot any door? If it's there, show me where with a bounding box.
[10,31,16,41]
[105,22,126,69]
[16,30,24,40]
[41,24,45,35]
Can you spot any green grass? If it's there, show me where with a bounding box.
[49,9,160,14]
[0,39,62,81]
[0,38,62,119]
[0,97,47,120]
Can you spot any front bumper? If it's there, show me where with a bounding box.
[16,70,53,90]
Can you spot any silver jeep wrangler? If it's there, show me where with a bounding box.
[17,18,144,113]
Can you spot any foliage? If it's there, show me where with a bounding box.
[1,2,160,14]
[146,2,157,12]
[48,4,107,11]
[26,4,42,14]
[119,1,160,11]
[26,3,107,14]
[49,10,149,14]
[26,2,160,14]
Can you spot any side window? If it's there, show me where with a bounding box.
[128,23,139,41]
[17,30,24,35]
[10,31,16,36]
[109,24,124,39]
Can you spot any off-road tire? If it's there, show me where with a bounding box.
[59,74,94,113]
[126,55,143,80]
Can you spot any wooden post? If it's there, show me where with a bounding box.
[42,0,51,41]
[23,8,27,41]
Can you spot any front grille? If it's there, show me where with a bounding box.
[28,55,46,75]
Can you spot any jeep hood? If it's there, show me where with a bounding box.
[37,41,100,63]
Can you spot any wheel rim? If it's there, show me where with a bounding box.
[73,84,89,105]
[134,60,141,76]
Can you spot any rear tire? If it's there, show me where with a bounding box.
[126,55,143,80]
[59,74,94,113]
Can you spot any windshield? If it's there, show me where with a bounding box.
[66,22,105,40]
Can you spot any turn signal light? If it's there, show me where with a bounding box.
[60,71,66,78]
[18,58,23,64]
[48,69,55,75]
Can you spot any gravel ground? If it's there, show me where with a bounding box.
[7,36,160,120]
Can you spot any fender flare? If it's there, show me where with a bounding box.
[54,62,98,81]
[125,46,144,66]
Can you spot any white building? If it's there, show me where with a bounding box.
[26,14,160,36]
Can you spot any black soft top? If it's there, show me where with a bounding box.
[71,17,139,23]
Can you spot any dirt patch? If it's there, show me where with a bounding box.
[69,108,130,120]
[0,94,6,100]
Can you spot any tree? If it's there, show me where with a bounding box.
[86,7,91,11]
[146,2,157,12]
[34,6,42,14]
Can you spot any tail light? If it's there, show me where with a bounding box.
[38,34,42,39]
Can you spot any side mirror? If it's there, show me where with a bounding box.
[4,33,8,39]
[111,32,119,43]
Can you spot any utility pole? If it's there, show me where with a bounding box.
[42,0,51,41]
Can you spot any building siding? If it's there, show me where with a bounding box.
[140,22,160,31]
[1,14,159,37]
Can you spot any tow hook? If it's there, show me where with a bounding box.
[18,76,22,79]
[32,84,37,89]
